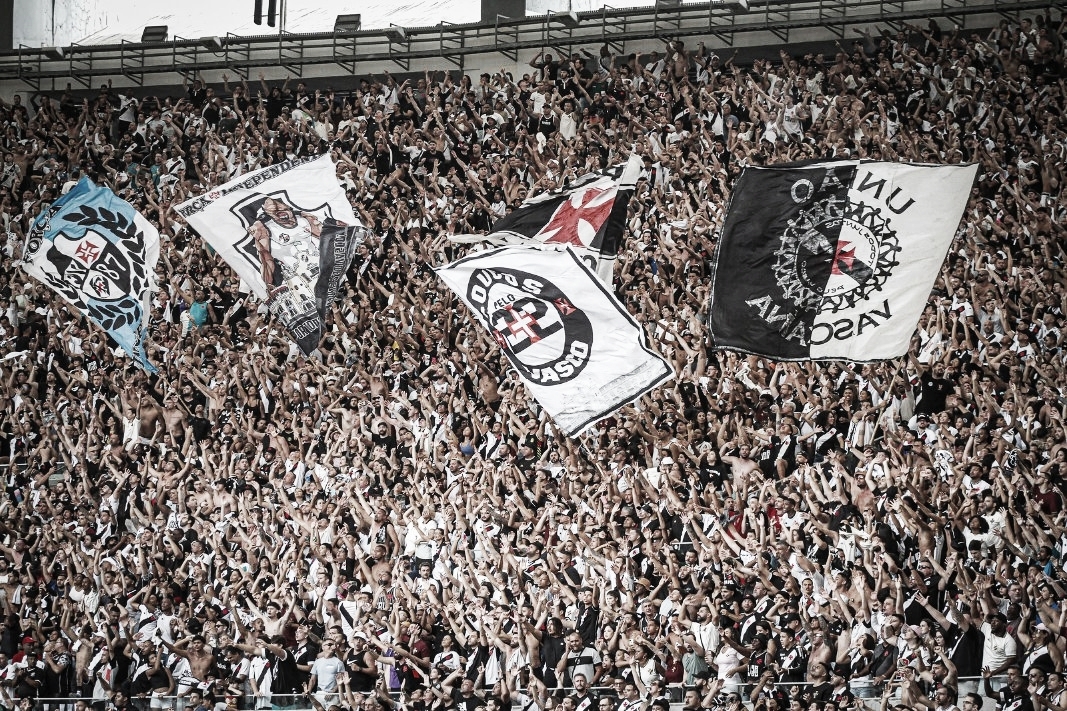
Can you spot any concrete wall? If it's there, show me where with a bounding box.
[13,0,112,48]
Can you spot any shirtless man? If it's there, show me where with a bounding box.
[720,441,762,490]
[161,634,217,690]
[157,392,188,440]
[189,479,214,511]
[256,596,297,639]
[666,39,691,81]
[364,544,393,580]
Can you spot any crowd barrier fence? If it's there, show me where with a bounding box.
[12,675,1000,711]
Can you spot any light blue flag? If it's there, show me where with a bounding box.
[22,178,160,372]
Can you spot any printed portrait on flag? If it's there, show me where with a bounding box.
[176,155,365,355]
[437,246,672,436]
[22,178,159,372]
[709,160,977,362]
[226,189,337,351]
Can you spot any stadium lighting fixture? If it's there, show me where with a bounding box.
[141,25,169,43]
[334,14,362,33]
[200,36,225,52]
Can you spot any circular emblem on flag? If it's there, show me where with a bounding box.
[24,236,42,258]
[774,197,900,313]
[466,267,593,385]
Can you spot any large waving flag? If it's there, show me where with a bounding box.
[709,160,977,362]
[437,246,672,436]
[452,153,642,284]
[22,178,159,372]
[175,155,367,355]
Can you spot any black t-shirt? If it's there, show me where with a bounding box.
[452,689,482,711]
[946,622,983,677]
[264,94,285,121]
[570,691,598,711]
[903,574,944,624]
[916,371,953,414]
[187,86,208,109]
[267,648,301,696]
[539,634,566,687]
[536,113,557,136]
[371,429,397,454]
[995,686,1035,711]
[533,59,560,81]
[42,652,73,696]
[188,415,213,442]
[291,640,319,688]
[775,638,808,683]
[16,662,44,698]
[575,604,600,648]
[201,103,221,128]
[346,649,374,693]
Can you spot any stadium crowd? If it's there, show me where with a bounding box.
[0,9,1066,711]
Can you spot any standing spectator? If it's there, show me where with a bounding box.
[305,639,346,709]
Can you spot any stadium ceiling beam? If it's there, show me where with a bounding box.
[5,0,1066,90]
[68,44,92,88]
[766,25,789,42]
[438,22,464,68]
[385,25,411,71]
[278,31,304,76]
[172,34,202,81]
[817,0,846,38]
[224,33,251,80]
[494,16,520,62]
[596,7,626,55]
[119,40,144,86]
[332,34,358,73]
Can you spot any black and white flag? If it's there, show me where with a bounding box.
[709,160,977,362]
[23,178,160,372]
[176,155,367,355]
[437,246,672,436]
[451,154,642,284]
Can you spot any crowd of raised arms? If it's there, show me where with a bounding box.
[0,11,1066,711]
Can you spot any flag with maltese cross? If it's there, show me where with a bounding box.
[22,178,160,372]
[450,153,642,285]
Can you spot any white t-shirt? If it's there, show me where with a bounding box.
[980,621,1017,672]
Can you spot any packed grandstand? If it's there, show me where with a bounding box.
[0,8,1066,711]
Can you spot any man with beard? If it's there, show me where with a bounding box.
[978,610,1017,678]
[569,673,598,711]
[679,603,719,683]
[248,196,325,292]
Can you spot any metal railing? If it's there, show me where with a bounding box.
[2,0,1063,92]
[13,676,1002,711]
